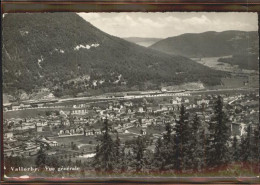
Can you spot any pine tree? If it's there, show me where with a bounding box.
[35,145,47,169]
[93,144,101,171]
[114,132,121,170]
[120,146,127,173]
[231,135,240,163]
[173,104,190,172]
[114,132,120,157]
[206,96,230,169]
[153,137,164,171]
[189,114,204,172]
[163,122,175,170]
[252,128,260,172]
[68,112,74,126]
[163,122,172,144]
[240,125,253,166]
[251,128,259,159]
[93,118,116,173]
[153,121,175,172]
[133,135,146,172]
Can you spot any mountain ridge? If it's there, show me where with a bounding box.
[2,13,225,100]
[149,30,258,58]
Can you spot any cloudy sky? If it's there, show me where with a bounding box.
[78,12,258,38]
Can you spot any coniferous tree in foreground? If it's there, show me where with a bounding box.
[162,122,174,170]
[120,146,127,173]
[206,96,230,169]
[93,144,101,171]
[231,135,240,163]
[252,128,260,172]
[153,137,164,171]
[240,125,254,166]
[173,104,190,172]
[189,114,204,172]
[240,125,250,164]
[35,144,47,169]
[114,131,123,172]
[164,122,172,144]
[153,122,174,171]
[93,118,115,173]
[239,126,259,172]
[133,135,146,172]
[115,132,121,161]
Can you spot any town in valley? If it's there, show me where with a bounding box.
[2,12,259,179]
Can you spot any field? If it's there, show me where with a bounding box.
[51,135,97,147]
[194,57,258,74]
[3,108,71,119]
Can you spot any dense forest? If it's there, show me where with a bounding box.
[4,96,259,177]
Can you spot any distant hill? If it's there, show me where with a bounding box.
[2,13,225,99]
[123,37,162,47]
[149,31,258,58]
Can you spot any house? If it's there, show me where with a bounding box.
[47,151,57,156]
[197,99,210,105]
[75,127,84,133]
[160,105,168,111]
[138,107,144,113]
[140,129,147,135]
[36,122,44,132]
[167,105,174,111]
[4,130,13,139]
[184,99,190,103]
[126,108,133,114]
[124,101,133,107]
[173,104,180,111]
[12,103,20,110]
[37,103,44,108]
[171,99,178,104]
[20,103,32,109]
[72,109,87,115]
[170,97,182,104]
[70,128,75,134]
[84,129,102,136]
[124,122,134,128]
[3,103,12,111]
[146,107,153,113]
[39,138,58,147]
[156,118,163,125]
[239,123,247,136]
[108,103,113,110]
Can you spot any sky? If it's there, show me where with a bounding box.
[78,12,258,38]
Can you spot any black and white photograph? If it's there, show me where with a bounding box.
[2,12,259,180]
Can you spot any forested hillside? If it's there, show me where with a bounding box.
[3,13,225,99]
[149,31,258,58]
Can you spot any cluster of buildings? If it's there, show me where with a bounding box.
[3,90,259,159]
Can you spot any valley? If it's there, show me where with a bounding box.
[2,12,259,178]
